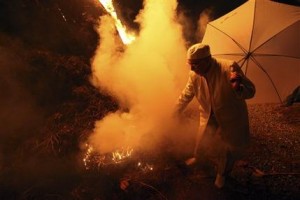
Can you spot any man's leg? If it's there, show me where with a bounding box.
[214,146,237,188]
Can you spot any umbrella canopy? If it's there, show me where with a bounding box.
[202,0,300,103]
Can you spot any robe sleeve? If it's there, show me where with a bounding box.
[231,62,256,99]
[174,71,195,113]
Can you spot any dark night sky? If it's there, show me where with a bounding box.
[0,0,299,48]
[108,0,300,44]
[115,0,247,29]
[0,0,299,56]
[116,0,300,25]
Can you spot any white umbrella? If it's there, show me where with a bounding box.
[202,0,300,103]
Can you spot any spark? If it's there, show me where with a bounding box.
[136,161,154,172]
[57,7,67,22]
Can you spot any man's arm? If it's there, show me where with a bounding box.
[230,63,256,99]
[174,71,195,114]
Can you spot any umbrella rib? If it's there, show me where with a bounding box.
[248,0,257,53]
[252,54,300,60]
[245,59,249,74]
[251,21,300,54]
[208,24,248,54]
[238,57,247,66]
[212,53,248,69]
[212,53,248,72]
[241,58,248,74]
[249,56,283,103]
[212,53,245,56]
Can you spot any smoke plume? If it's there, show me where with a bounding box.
[90,0,192,154]
[196,8,213,42]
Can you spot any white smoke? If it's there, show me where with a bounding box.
[90,0,191,154]
[196,8,213,41]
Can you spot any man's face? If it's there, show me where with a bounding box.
[188,56,211,76]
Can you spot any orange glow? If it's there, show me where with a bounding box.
[98,0,135,44]
[83,143,134,169]
[112,147,133,163]
[91,0,190,156]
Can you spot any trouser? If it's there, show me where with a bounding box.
[197,114,242,176]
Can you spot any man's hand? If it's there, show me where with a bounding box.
[230,72,242,90]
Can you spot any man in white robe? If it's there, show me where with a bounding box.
[175,43,255,188]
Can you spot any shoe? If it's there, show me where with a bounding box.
[214,173,225,189]
[176,157,196,176]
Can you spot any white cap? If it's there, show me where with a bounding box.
[187,43,211,60]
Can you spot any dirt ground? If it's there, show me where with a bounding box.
[0,103,299,200]
[72,103,300,200]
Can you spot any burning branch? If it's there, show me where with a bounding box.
[83,144,134,169]
[98,0,135,44]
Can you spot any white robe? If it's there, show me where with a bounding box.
[176,57,256,154]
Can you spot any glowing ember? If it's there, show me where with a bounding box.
[83,144,156,173]
[83,143,134,170]
[137,162,154,172]
[98,0,135,44]
[112,147,134,163]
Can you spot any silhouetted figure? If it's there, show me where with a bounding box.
[284,86,300,106]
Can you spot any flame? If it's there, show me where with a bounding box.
[83,144,155,173]
[98,0,135,44]
[112,147,134,163]
[83,143,134,169]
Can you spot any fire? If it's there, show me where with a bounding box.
[82,144,154,172]
[112,147,134,163]
[83,143,134,169]
[98,0,135,44]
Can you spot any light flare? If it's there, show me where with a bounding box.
[98,0,135,44]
